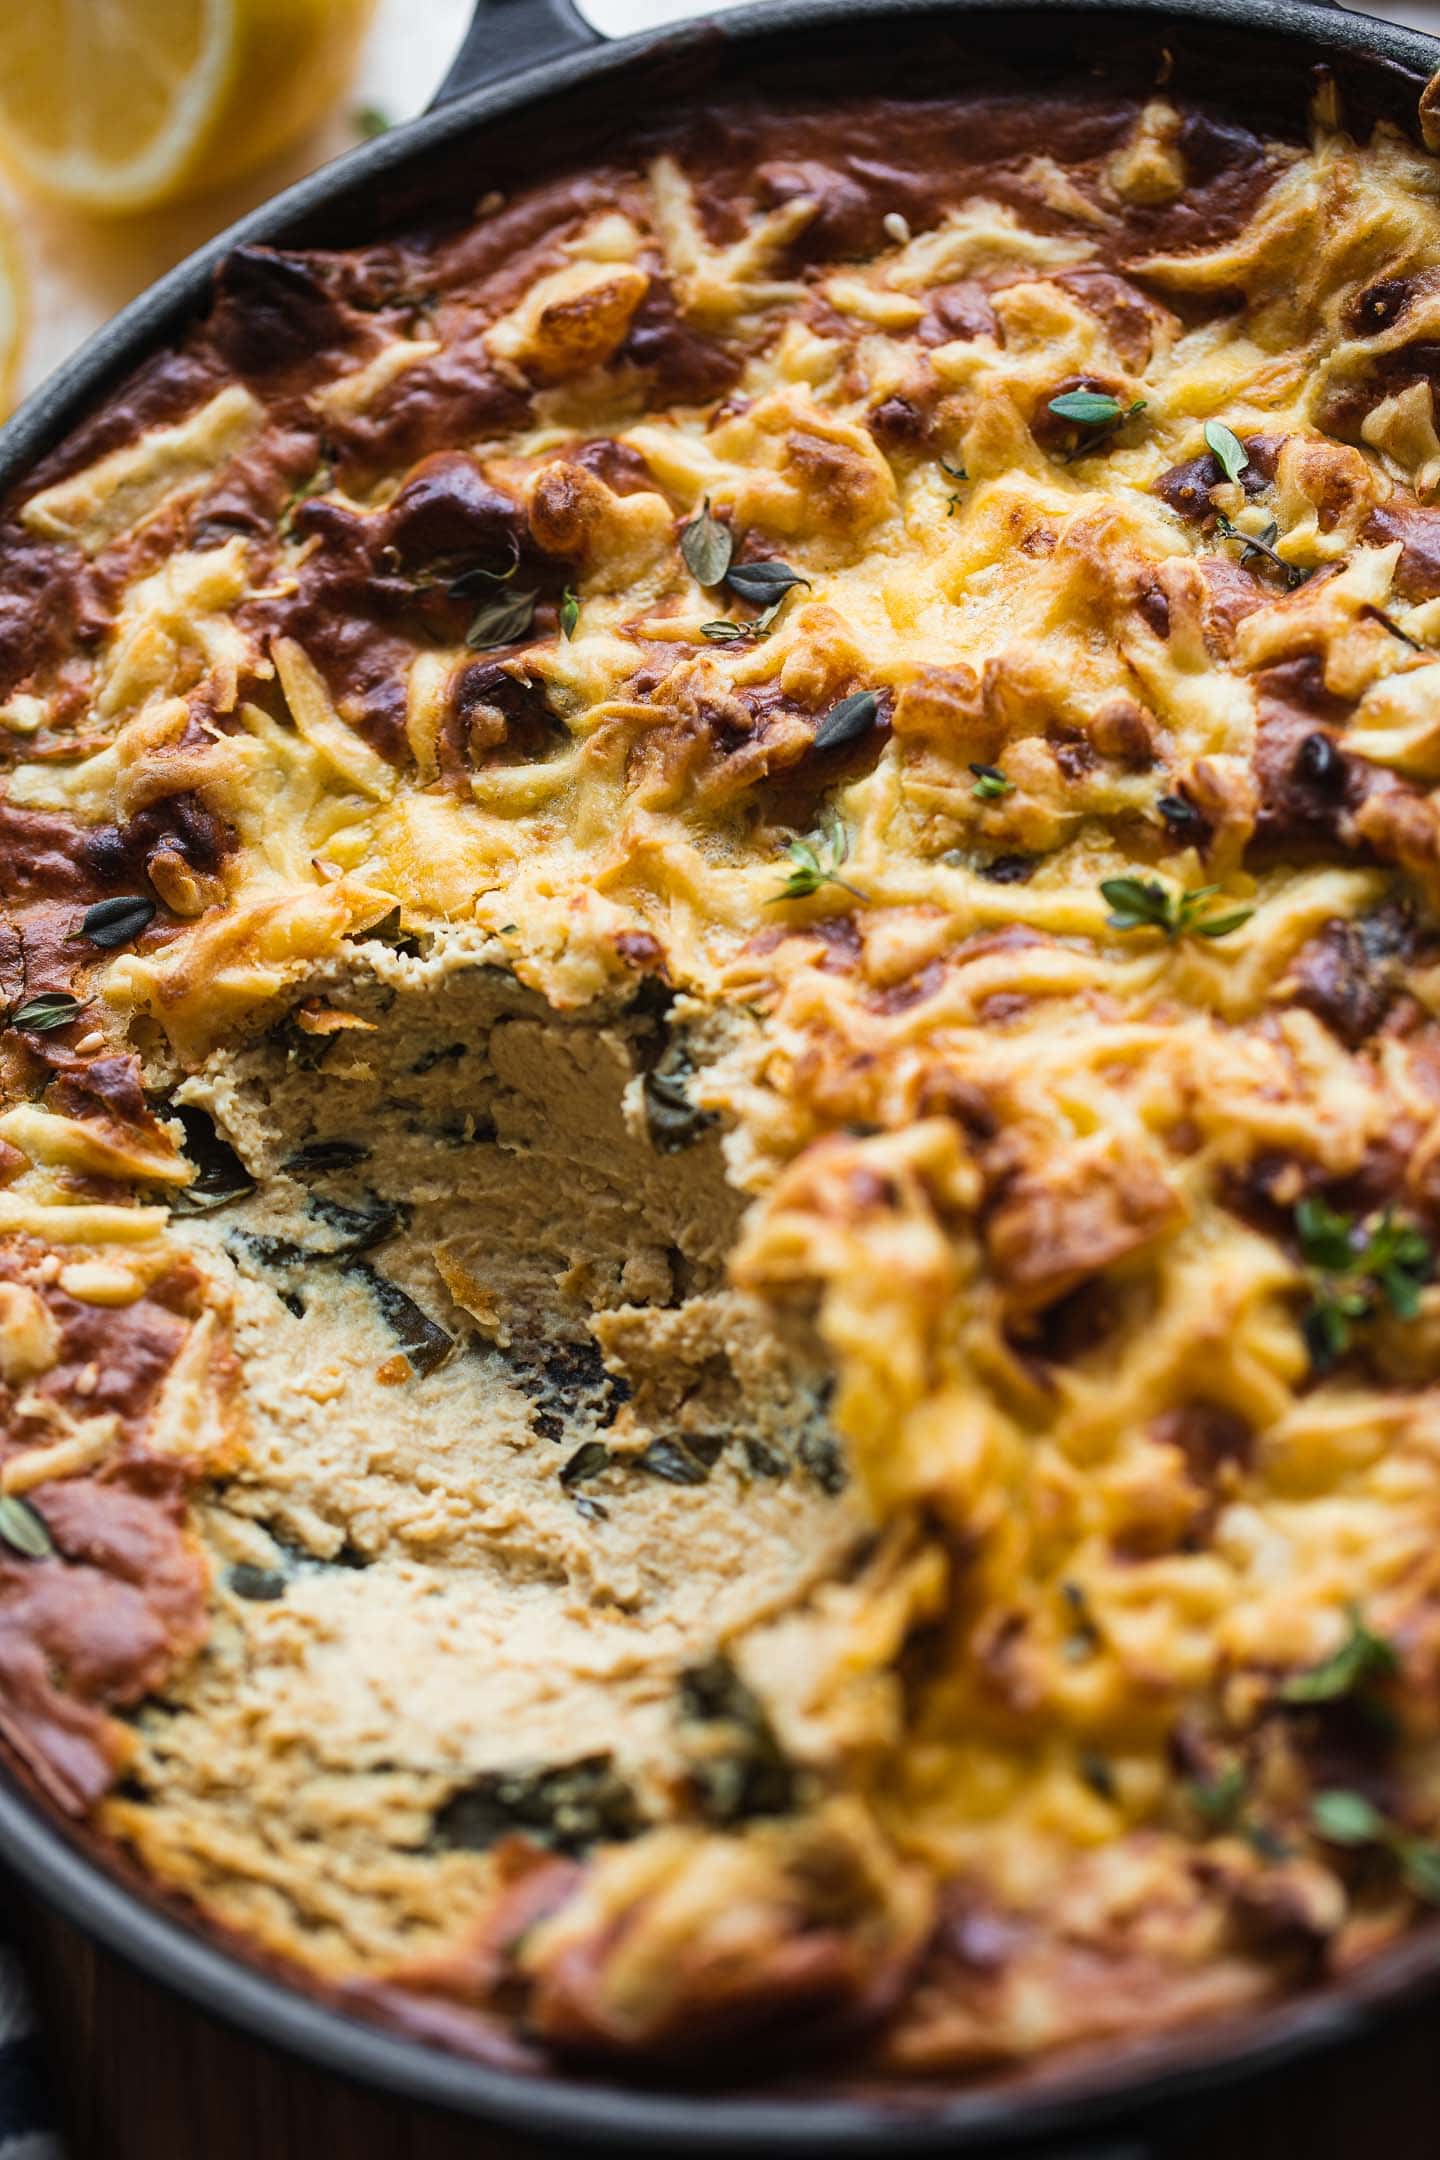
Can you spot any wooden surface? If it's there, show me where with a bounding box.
[11,1878,1440,2160]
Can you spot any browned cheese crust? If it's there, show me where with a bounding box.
[7,45,1440,2087]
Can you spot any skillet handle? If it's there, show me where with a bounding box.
[429,0,604,107]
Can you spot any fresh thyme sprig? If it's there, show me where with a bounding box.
[1311,1789,1440,1904]
[1048,390,1146,459]
[1214,511,1310,589]
[1099,876,1253,941]
[1294,1197,1432,1369]
[769,819,868,905]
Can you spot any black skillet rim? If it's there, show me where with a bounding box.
[3,0,1440,2146]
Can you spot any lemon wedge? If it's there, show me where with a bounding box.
[0,205,25,416]
[0,0,377,215]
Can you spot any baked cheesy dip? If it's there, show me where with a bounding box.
[8,42,1440,2083]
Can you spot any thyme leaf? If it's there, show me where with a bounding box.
[0,1494,53,1561]
[812,690,878,753]
[1050,390,1135,426]
[769,820,867,905]
[1203,420,1250,485]
[1311,1789,1440,1903]
[724,560,810,606]
[1295,1199,1432,1368]
[8,993,85,1034]
[465,587,538,650]
[680,498,733,588]
[1099,876,1252,941]
[970,762,1013,801]
[74,895,156,948]
[700,589,795,644]
[1049,391,1146,458]
[559,587,579,639]
[445,538,521,596]
[1281,1608,1398,1705]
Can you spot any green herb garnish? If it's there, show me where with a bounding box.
[812,690,879,753]
[1188,1760,1247,1828]
[679,1655,800,1823]
[970,762,1013,801]
[724,560,809,607]
[940,455,967,515]
[559,587,579,639]
[73,895,156,949]
[1051,390,1135,426]
[1311,1788,1440,1903]
[680,498,733,588]
[0,1494,53,1561]
[464,587,538,650]
[1295,1198,1432,1368]
[769,819,867,905]
[1049,391,1146,457]
[278,462,332,538]
[1099,876,1253,941]
[1214,511,1309,588]
[8,993,85,1034]
[700,590,794,644]
[1281,1608,1398,1705]
[353,104,393,140]
[445,541,520,596]
[1203,420,1250,485]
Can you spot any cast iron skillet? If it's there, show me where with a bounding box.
[3,0,1440,2149]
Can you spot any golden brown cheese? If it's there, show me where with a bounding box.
[7,46,1440,2088]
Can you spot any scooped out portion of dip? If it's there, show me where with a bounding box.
[7,31,1440,2080]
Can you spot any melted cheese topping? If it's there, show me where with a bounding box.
[6,60,1440,2083]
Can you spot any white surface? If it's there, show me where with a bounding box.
[6,0,1440,402]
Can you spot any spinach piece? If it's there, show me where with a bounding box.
[678,1655,801,1823]
[432,1754,643,1854]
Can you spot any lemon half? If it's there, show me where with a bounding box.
[0,0,377,215]
[0,205,25,416]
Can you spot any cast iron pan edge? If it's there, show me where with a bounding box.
[2,1,1440,2149]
